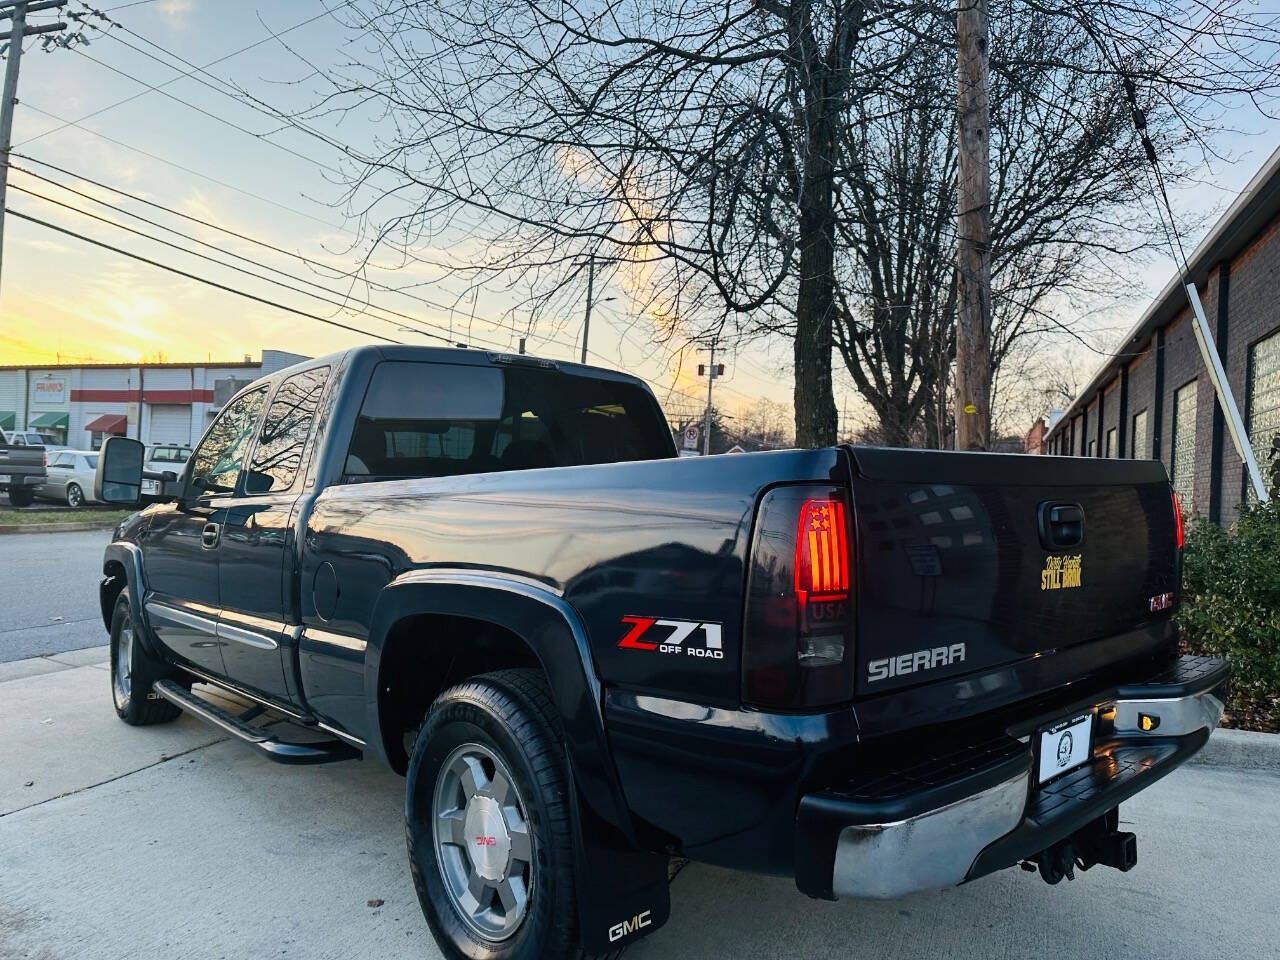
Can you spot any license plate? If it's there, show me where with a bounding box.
[142,480,159,494]
[0,475,9,484]
[1037,713,1094,784]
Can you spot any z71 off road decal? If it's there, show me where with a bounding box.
[617,616,723,660]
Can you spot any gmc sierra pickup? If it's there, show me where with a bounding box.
[93,345,1227,960]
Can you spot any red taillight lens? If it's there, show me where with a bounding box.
[742,486,854,710]
[795,499,849,602]
[1172,491,1184,551]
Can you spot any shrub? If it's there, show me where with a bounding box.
[1177,497,1280,732]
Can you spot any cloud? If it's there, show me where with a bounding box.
[159,0,194,17]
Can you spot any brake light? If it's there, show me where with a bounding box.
[795,499,849,602]
[742,486,855,709]
[1172,490,1184,551]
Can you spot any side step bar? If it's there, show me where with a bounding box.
[152,680,360,765]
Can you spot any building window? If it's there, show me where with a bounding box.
[1171,380,1197,512]
[1131,409,1148,459]
[1246,328,1280,497]
[1088,438,1096,457]
[1105,428,1116,458]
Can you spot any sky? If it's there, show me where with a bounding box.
[0,0,1276,434]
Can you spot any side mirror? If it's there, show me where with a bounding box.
[94,436,144,506]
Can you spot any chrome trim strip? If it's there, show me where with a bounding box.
[832,769,1031,900]
[1113,691,1224,739]
[145,600,216,634]
[393,567,564,597]
[302,627,368,653]
[317,721,367,749]
[215,620,279,651]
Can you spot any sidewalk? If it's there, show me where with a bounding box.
[2,657,1278,960]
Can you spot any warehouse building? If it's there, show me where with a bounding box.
[1043,145,1280,523]
[0,349,307,450]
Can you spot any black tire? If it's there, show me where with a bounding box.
[66,483,85,508]
[406,669,583,960]
[109,593,181,726]
[7,485,34,507]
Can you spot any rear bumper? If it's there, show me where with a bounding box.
[795,655,1227,900]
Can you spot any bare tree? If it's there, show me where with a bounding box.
[831,0,1278,448]
[291,0,1277,448]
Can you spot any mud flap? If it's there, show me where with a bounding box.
[569,774,670,954]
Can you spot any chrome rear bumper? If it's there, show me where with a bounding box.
[799,665,1227,901]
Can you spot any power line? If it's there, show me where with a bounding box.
[8,153,531,350]
[5,205,403,344]
[8,179,460,344]
[18,101,342,228]
[15,4,338,147]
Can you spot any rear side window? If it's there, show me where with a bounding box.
[345,361,671,482]
[246,367,330,495]
[190,387,268,497]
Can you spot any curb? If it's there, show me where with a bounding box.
[1191,727,1280,773]
[0,520,119,534]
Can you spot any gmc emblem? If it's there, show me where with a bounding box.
[608,909,652,943]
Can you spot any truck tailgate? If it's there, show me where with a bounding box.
[848,448,1179,712]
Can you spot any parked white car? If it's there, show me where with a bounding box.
[141,443,191,498]
[35,450,100,507]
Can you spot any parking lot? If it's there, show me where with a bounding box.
[3,531,1279,960]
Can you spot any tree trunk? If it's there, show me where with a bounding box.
[793,97,840,449]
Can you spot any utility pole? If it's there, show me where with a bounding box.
[954,0,992,451]
[0,0,66,294]
[698,343,723,456]
[580,256,594,364]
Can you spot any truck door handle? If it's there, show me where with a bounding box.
[1038,502,1084,550]
[201,522,221,549]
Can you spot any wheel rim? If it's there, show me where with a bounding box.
[432,742,534,941]
[68,485,83,507]
[113,621,133,707]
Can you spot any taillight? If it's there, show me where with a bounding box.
[1172,490,1184,551]
[742,486,854,709]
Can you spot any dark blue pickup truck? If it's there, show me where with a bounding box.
[93,345,1227,960]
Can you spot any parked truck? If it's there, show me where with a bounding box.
[93,345,1227,960]
[0,433,46,506]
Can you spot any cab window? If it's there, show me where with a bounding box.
[245,367,330,495]
[189,388,268,497]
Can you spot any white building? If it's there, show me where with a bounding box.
[0,349,307,449]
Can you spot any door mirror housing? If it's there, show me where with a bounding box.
[94,436,145,505]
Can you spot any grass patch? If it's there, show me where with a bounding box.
[0,507,136,528]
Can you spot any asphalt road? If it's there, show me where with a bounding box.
[0,529,112,662]
[2,655,1278,960]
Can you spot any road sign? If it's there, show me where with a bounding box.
[682,425,699,450]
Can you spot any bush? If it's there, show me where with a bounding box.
[1177,498,1280,732]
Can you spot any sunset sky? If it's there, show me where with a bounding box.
[0,0,1275,429]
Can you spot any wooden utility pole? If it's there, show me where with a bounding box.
[954,0,992,451]
[0,0,66,294]
[580,256,594,363]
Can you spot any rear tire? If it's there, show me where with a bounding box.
[110,593,181,726]
[7,486,34,507]
[405,669,584,960]
[66,483,85,508]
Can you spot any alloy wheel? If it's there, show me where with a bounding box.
[432,741,534,941]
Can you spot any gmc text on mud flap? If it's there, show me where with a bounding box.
[617,616,724,659]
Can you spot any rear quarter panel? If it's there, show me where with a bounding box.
[300,447,848,719]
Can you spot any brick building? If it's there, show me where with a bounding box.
[0,349,306,450]
[1043,145,1280,523]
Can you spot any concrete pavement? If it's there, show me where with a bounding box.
[3,654,1279,959]
[0,529,113,663]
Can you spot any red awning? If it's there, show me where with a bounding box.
[84,414,127,434]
